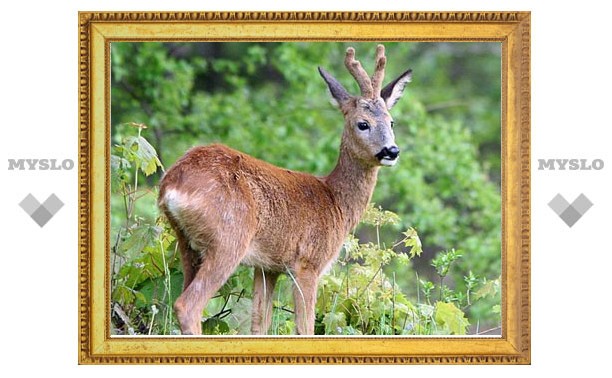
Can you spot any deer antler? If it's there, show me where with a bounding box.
[345,45,387,99]
[345,47,373,98]
[371,44,386,97]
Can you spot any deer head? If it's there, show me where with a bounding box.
[318,45,412,167]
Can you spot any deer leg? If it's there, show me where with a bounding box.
[251,269,280,335]
[164,215,199,291]
[173,236,251,335]
[175,233,199,291]
[291,266,319,335]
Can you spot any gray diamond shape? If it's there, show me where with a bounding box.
[549,193,594,227]
[42,193,64,215]
[571,193,593,215]
[30,205,53,227]
[19,193,41,215]
[548,193,570,215]
[559,205,582,228]
[19,193,64,227]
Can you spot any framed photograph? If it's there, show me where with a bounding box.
[79,11,530,364]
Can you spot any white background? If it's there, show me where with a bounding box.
[1,0,610,375]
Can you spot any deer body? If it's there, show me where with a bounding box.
[158,45,412,335]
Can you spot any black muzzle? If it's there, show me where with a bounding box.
[375,146,400,161]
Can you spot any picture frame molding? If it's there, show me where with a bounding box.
[78,10,531,364]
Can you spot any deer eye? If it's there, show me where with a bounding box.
[390,121,395,128]
[357,121,370,131]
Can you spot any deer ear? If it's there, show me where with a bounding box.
[318,66,351,107]
[381,69,412,109]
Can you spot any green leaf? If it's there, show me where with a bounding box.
[120,224,162,258]
[122,135,163,176]
[338,298,359,323]
[434,301,469,335]
[134,290,147,307]
[395,252,411,266]
[418,303,435,318]
[202,318,230,335]
[110,154,131,172]
[342,234,359,257]
[402,227,423,257]
[473,277,500,301]
[464,271,479,290]
[110,154,131,192]
[431,248,462,278]
[322,312,346,334]
[360,203,400,227]
[112,284,135,304]
[137,272,184,307]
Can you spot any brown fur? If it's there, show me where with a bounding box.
[158,45,412,335]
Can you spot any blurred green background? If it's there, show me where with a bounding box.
[110,42,502,335]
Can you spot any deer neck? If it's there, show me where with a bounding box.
[325,143,380,233]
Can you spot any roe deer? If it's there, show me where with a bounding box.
[158,45,412,335]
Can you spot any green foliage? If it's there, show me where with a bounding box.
[432,248,462,279]
[317,205,415,335]
[435,302,470,335]
[110,126,181,335]
[117,134,163,177]
[109,42,503,335]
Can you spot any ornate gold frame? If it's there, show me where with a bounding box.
[78,11,530,364]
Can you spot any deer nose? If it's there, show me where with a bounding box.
[386,146,400,159]
[376,146,400,161]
